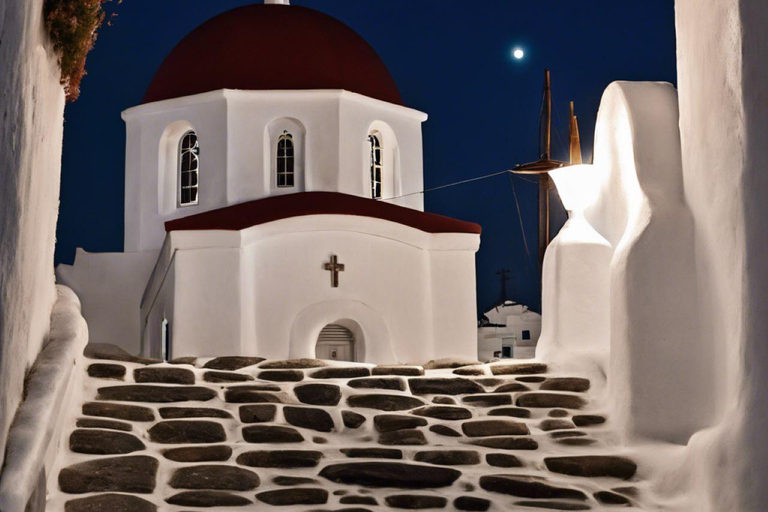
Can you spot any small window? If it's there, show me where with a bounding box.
[368,134,382,199]
[277,132,295,188]
[502,346,512,358]
[522,330,531,340]
[179,131,199,206]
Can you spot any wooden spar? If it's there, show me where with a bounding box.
[538,71,552,271]
[511,69,568,273]
[569,101,583,165]
[542,70,551,160]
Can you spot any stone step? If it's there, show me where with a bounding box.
[319,462,461,488]
[52,353,658,512]
[59,455,158,494]
[544,456,637,480]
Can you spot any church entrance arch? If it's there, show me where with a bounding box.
[289,300,397,363]
[316,324,355,361]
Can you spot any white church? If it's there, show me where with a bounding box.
[57,0,482,365]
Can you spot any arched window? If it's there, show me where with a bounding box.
[178,131,199,206]
[369,134,382,199]
[277,131,295,187]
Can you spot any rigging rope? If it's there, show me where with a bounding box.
[508,173,535,277]
[377,169,535,202]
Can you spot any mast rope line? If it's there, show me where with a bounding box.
[508,172,536,277]
[377,170,537,202]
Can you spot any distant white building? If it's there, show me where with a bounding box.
[57,1,481,364]
[477,301,542,360]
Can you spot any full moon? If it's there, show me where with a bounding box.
[513,48,525,60]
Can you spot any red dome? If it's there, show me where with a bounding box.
[143,4,402,105]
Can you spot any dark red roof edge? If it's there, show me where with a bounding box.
[165,192,482,235]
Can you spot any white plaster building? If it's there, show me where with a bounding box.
[57,1,481,364]
[477,301,542,361]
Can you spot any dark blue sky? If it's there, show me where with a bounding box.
[55,0,677,315]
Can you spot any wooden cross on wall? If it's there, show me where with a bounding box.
[324,255,345,288]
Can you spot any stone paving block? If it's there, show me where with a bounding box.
[374,414,428,432]
[411,405,472,421]
[203,356,264,370]
[97,385,216,403]
[461,394,512,407]
[430,424,461,437]
[348,394,425,411]
[378,428,428,446]
[82,402,154,422]
[319,462,461,488]
[64,493,157,512]
[237,450,323,468]
[87,363,126,380]
[544,456,637,479]
[348,377,406,391]
[516,393,587,410]
[595,490,632,505]
[203,370,254,383]
[413,450,481,466]
[134,367,195,385]
[163,445,233,463]
[572,414,606,427]
[75,418,132,432]
[540,378,591,393]
[159,407,233,419]
[239,404,277,423]
[148,421,226,444]
[372,365,424,376]
[166,491,253,507]
[242,425,305,443]
[490,363,548,375]
[258,369,304,382]
[479,475,587,501]
[461,419,529,437]
[259,358,328,369]
[385,494,448,509]
[59,455,158,494]
[342,410,367,428]
[311,367,371,379]
[408,378,485,396]
[294,383,342,405]
[69,429,145,455]
[454,496,491,511]
[169,465,260,490]
[341,448,403,459]
[284,406,335,432]
[469,437,539,450]
[256,488,329,505]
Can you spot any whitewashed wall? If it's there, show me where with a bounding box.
[141,216,479,364]
[122,90,427,252]
[671,0,768,510]
[0,0,65,469]
[584,82,714,444]
[55,249,159,355]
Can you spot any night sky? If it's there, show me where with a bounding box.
[55,0,677,316]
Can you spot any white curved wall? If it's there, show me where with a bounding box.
[585,82,715,444]
[672,0,768,510]
[0,0,65,470]
[535,213,612,363]
[122,90,428,252]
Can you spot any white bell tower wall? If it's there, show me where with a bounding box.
[122,90,427,253]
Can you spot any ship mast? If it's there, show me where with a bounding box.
[512,70,582,273]
[512,70,567,271]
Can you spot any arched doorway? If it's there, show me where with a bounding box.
[316,324,355,361]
